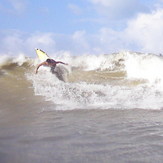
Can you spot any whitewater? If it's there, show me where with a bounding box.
[2,51,163,110]
[0,51,163,163]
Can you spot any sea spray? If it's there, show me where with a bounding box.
[124,52,163,84]
[1,51,163,110]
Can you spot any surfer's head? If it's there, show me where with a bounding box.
[46,59,52,63]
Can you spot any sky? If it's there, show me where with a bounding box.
[0,0,163,57]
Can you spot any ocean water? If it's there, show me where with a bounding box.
[0,51,163,163]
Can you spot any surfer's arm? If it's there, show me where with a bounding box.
[56,61,68,65]
[35,62,47,74]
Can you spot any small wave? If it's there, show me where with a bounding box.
[0,54,33,70]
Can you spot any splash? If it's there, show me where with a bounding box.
[125,52,163,84]
[26,51,163,110]
[1,52,163,110]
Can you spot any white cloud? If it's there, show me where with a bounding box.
[26,33,56,48]
[0,31,56,56]
[89,0,149,19]
[89,0,119,7]
[88,8,163,54]
[9,0,27,13]
[39,7,50,15]
[1,8,163,56]
[72,31,87,46]
[125,9,163,53]
[68,8,163,54]
[2,32,23,54]
[0,0,27,14]
[68,4,82,15]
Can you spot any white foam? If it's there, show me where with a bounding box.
[49,52,126,71]
[27,51,163,110]
[0,55,11,67]
[13,54,27,66]
[125,52,163,84]
[27,73,163,110]
[0,54,30,67]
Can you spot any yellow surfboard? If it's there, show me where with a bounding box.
[35,49,50,61]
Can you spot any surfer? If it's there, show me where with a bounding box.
[35,58,68,74]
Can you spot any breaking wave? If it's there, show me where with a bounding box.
[1,51,163,110]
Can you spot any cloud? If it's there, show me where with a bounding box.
[1,32,23,55]
[88,0,150,19]
[125,9,163,53]
[68,4,82,15]
[67,8,163,54]
[88,8,163,54]
[1,8,163,56]
[9,0,27,12]
[72,31,89,49]
[0,31,56,56]
[26,33,56,49]
[0,0,27,14]
[39,7,50,15]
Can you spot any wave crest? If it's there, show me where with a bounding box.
[2,51,163,110]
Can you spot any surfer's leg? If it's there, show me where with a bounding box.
[50,67,60,79]
[50,67,56,74]
[50,67,64,81]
